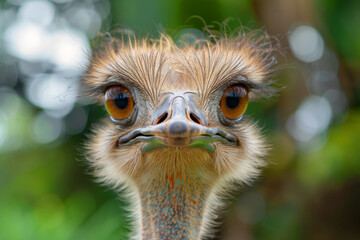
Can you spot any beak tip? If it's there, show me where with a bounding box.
[168,120,188,135]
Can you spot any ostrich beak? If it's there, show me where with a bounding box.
[118,94,237,153]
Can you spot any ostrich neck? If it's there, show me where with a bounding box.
[138,168,212,240]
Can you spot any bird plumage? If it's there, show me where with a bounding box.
[81,30,278,240]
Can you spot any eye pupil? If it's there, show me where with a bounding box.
[225,92,240,109]
[115,93,129,109]
[105,85,134,120]
[220,84,249,120]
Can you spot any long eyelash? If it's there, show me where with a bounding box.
[209,77,274,102]
[79,82,113,99]
[79,76,135,103]
[230,77,278,99]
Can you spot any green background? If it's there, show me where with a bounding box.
[1,0,360,239]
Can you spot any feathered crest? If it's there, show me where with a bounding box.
[80,25,280,106]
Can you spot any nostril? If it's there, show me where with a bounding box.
[189,113,201,125]
[154,112,168,125]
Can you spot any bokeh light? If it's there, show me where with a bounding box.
[4,21,46,61]
[25,73,77,117]
[289,25,324,63]
[287,95,332,143]
[32,111,63,144]
[18,0,55,27]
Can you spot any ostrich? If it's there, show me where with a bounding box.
[81,30,277,240]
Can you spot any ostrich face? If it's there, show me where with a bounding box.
[82,33,276,187]
[116,84,240,154]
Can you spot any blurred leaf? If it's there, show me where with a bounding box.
[297,110,360,187]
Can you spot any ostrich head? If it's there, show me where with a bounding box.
[81,31,277,240]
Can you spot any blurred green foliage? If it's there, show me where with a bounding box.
[1,0,360,239]
[297,110,360,187]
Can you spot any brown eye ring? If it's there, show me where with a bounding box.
[105,85,134,120]
[220,84,249,120]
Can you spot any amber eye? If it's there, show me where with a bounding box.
[220,84,249,120]
[105,85,134,120]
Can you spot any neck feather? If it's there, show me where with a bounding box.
[136,149,216,240]
[140,170,211,240]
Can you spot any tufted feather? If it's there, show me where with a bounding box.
[80,28,278,240]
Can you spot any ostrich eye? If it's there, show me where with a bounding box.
[105,85,134,120]
[220,84,248,120]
